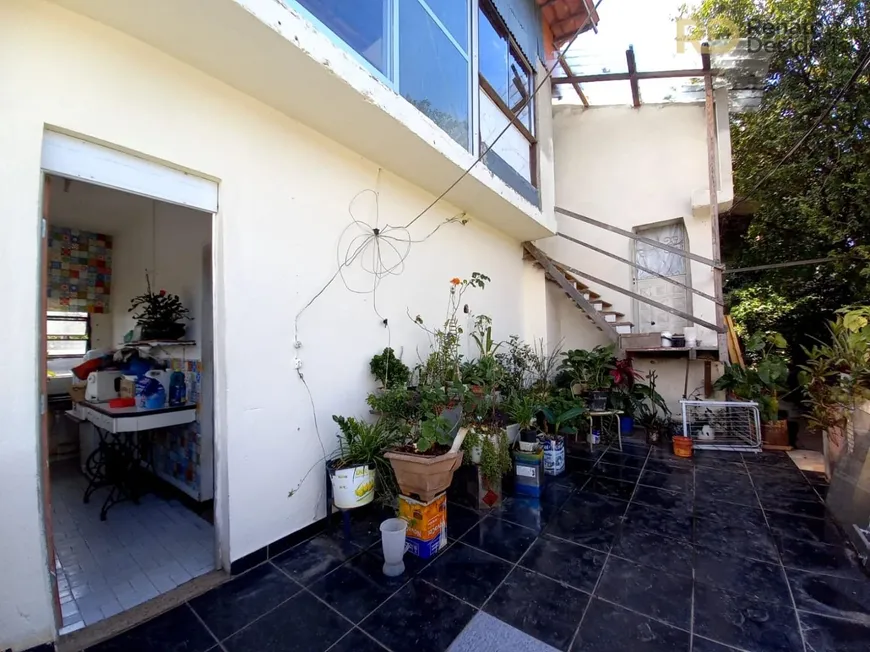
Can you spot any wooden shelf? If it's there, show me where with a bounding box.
[624,346,720,360]
[121,340,196,347]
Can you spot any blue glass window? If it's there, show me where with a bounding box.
[399,0,471,149]
[294,0,391,75]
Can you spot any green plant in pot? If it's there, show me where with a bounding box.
[715,331,790,444]
[506,392,545,453]
[540,393,587,439]
[129,273,192,340]
[327,416,400,509]
[799,306,870,457]
[560,345,616,411]
[369,347,410,390]
[634,371,670,444]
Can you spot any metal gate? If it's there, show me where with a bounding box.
[680,400,762,452]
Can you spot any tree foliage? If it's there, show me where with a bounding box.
[685,0,870,363]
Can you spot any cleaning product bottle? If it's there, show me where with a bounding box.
[169,371,187,406]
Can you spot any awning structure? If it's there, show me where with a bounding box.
[538,0,600,48]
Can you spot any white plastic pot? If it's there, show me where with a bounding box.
[380,518,407,577]
[329,463,375,509]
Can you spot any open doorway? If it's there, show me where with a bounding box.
[42,174,218,636]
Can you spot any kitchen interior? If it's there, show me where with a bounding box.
[44,176,216,635]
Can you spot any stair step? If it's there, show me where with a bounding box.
[615,324,633,335]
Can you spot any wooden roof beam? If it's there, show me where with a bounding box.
[552,68,718,85]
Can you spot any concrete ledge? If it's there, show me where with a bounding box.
[51,0,555,241]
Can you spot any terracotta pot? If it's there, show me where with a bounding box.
[762,420,789,447]
[384,450,463,502]
[672,435,693,458]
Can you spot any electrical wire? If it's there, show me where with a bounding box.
[729,48,870,214]
[293,187,467,339]
[403,0,606,230]
[288,2,605,500]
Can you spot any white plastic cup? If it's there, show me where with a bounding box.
[380,518,408,577]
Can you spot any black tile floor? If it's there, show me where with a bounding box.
[84,441,870,652]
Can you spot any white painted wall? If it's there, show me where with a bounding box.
[0,3,552,647]
[539,102,731,406]
[48,180,211,357]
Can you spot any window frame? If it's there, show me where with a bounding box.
[477,0,538,187]
[47,311,90,359]
[286,0,476,152]
[396,0,475,151]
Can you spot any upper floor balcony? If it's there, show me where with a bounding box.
[50,0,597,240]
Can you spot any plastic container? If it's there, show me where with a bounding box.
[673,435,693,458]
[619,416,635,434]
[513,448,544,497]
[380,518,408,576]
[328,461,376,509]
[539,436,565,476]
[169,371,187,406]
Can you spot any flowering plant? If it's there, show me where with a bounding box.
[129,272,192,338]
[413,273,491,388]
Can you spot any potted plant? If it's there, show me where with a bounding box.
[327,416,399,509]
[715,331,790,445]
[381,380,467,502]
[800,306,870,473]
[507,394,540,451]
[540,393,587,475]
[559,345,616,411]
[370,347,411,390]
[609,358,642,432]
[634,371,670,444]
[129,273,192,340]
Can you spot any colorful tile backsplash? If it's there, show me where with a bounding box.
[47,226,113,313]
[151,359,205,498]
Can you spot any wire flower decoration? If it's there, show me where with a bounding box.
[294,188,466,338]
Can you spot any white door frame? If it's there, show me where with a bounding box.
[39,130,230,588]
[630,218,695,333]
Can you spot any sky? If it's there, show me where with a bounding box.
[559,0,705,105]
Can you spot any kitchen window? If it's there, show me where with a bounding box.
[47,311,90,358]
[478,0,537,185]
[288,0,472,151]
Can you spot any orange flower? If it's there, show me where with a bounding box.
[450,277,461,286]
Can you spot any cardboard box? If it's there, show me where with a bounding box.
[119,377,136,399]
[398,493,446,541]
[69,384,86,403]
[405,531,447,559]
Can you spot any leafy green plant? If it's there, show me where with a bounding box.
[715,331,790,422]
[129,273,192,335]
[560,346,617,392]
[414,274,491,389]
[540,393,587,436]
[331,415,401,500]
[479,428,512,486]
[415,414,453,453]
[799,306,870,451]
[331,416,399,467]
[369,348,410,389]
[496,335,535,396]
[634,371,670,437]
[506,394,539,431]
